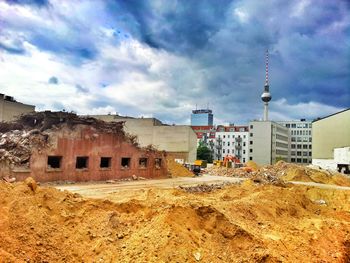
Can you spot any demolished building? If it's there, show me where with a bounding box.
[0,111,168,182]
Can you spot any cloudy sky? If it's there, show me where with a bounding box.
[0,0,349,125]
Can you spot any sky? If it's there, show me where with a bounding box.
[0,0,349,125]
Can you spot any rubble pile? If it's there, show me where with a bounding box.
[0,111,125,134]
[178,182,236,193]
[206,160,350,186]
[0,111,144,167]
[0,129,48,166]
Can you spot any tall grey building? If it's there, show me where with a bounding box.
[277,120,312,164]
[248,121,289,165]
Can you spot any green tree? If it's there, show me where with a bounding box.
[197,142,213,163]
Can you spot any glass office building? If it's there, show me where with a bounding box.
[191,109,214,126]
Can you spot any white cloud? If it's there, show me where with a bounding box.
[270,98,345,121]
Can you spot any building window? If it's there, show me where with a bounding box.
[250,141,253,145]
[291,137,296,142]
[250,133,253,137]
[297,158,301,163]
[286,124,290,128]
[297,151,302,156]
[309,138,312,142]
[303,145,308,149]
[291,124,296,128]
[291,158,295,162]
[243,158,246,162]
[303,152,308,156]
[100,157,111,168]
[297,145,301,149]
[223,149,225,154]
[223,135,226,138]
[155,158,162,168]
[243,142,246,146]
[302,159,308,163]
[309,152,312,156]
[47,156,62,169]
[227,149,230,154]
[243,150,246,154]
[249,149,253,153]
[121,157,131,168]
[76,156,88,169]
[291,151,296,155]
[250,125,253,129]
[291,144,296,149]
[228,135,230,138]
[223,142,225,146]
[139,158,148,168]
[249,157,253,160]
[309,145,312,149]
[227,142,230,146]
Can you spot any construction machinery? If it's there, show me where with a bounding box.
[223,155,243,168]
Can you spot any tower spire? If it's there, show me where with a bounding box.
[261,49,272,121]
[265,49,269,86]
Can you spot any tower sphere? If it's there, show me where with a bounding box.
[261,91,271,102]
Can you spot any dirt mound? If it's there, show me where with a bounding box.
[245,160,259,171]
[1,179,350,262]
[167,158,193,177]
[207,162,350,187]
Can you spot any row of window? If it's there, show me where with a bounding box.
[221,142,246,147]
[222,149,247,154]
[291,158,312,163]
[285,123,311,128]
[291,151,312,156]
[291,144,312,149]
[217,134,247,139]
[291,137,312,142]
[291,130,311,136]
[47,156,162,170]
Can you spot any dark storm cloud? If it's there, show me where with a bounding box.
[48,76,58,84]
[0,42,26,55]
[75,84,89,94]
[105,0,349,121]
[1,0,349,123]
[107,0,232,54]
[5,0,49,7]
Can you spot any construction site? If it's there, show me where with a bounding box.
[0,112,350,262]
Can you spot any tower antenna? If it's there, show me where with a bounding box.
[261,49,272,121]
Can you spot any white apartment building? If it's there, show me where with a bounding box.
[277,120,312,164]
[249,121,289,165]
[210,125,249,163]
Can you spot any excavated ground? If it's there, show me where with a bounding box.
[1,178,350,263]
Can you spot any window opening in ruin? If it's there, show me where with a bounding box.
[121,158,131,168]
[155,158,162,168]
[100,157,111,168]
[76,156,88,169]
[139,158,148,168]
[47,156,62,169]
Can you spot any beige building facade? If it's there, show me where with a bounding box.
[248,121,290,165]
[88,115,197,163]
[312,108,350,159]
[0,94,35,122]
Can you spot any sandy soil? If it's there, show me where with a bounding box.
[1,177,350,262]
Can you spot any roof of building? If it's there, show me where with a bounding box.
[312,108,350,123]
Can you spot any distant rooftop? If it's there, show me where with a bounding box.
[192,109,212,114]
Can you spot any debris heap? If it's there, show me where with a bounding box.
[0,111,137,167]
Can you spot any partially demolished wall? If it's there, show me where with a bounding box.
[0,111,167,182]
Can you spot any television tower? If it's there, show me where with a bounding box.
[261,49,272,121]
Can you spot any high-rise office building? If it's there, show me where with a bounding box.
[190,109,214,126]
[277,120,312,164]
